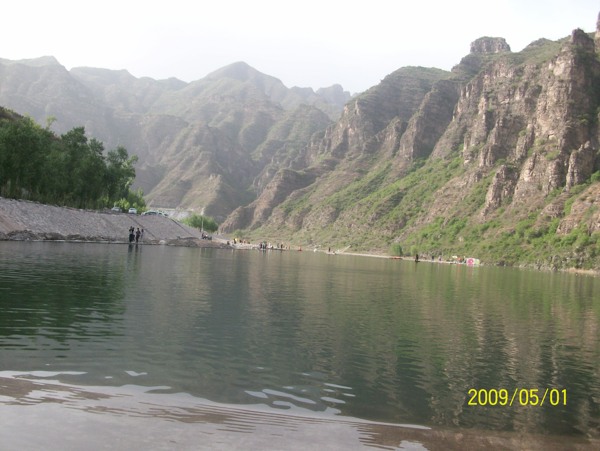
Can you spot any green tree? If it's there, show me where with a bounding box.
[73,137,107,208]
[389,243,403,256]
[106,146,137,202]
[0,117,51,199]
[0,112,142,210]
[182,213,219,232]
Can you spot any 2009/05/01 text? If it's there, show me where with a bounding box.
[467,388,567,406]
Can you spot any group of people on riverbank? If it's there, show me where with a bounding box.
[258,241,286,250]
[128,226,143,244]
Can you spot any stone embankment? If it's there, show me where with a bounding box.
[0,197,230,248]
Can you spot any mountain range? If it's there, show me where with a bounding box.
[0,56,350,219]
[1,11,600,270]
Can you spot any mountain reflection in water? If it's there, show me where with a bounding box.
[0,241,599,449]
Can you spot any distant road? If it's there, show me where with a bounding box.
[0,197,229,248]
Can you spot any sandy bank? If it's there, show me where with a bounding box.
[0,197,230,248]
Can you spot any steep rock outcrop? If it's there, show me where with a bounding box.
[507,30,600,208]
[222,66,453,233]
[251,105,332,194]
[220,168,318,232]
[306,67,450,164]
[424,28,600,223]
[595,11,600,50]
[394,79,461,164]
[470,37,511,55]
[566,141,597,189]
[481,164,520,215]
[557,183,600,234]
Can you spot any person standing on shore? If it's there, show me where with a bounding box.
[129,226,135,243]
[135,228,141,243]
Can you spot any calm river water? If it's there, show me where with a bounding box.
[1,241,599,449]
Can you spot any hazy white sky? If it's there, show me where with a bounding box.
[2,0,598,93]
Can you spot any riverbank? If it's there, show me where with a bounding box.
[0,197,230,248]
[3,197,599,276]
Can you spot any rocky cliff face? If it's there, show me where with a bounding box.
[419,30,599,217]
[223,15,600,269]
[476,30,599,214]
[220,67,450,232]
[224,30,597,231]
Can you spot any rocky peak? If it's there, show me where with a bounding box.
[0,55,61,68]
[205,61,259,82]
[570,28,595,51]
[470,37,511,55]
[595,11,600,50]
[316,84,353,108]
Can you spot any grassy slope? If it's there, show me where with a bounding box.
[251,150,600,270]
[247,38,600,271]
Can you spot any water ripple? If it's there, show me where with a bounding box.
[2,243,600,439]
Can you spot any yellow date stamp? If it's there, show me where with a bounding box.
[467,388,567,406]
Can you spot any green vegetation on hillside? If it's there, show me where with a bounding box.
[251,152,600,270]
[243,29,600,272]
[182,213,219,233]
[0,108,142,210]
